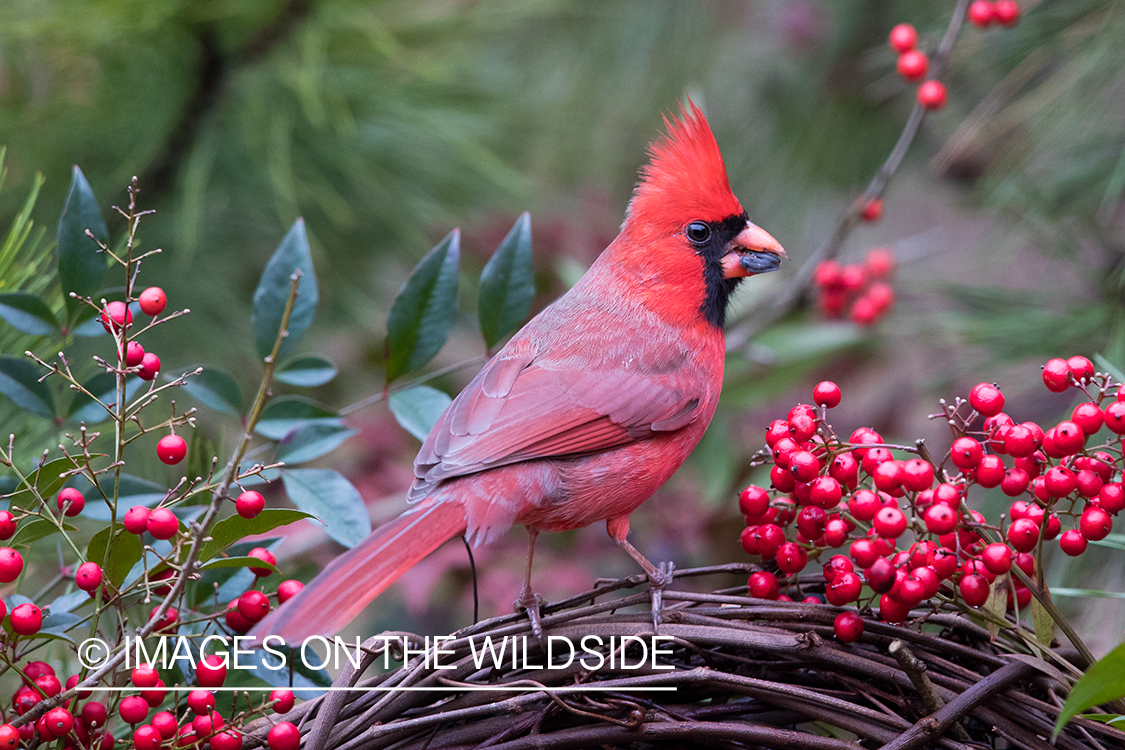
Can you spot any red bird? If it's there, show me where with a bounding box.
[252,102,784,644]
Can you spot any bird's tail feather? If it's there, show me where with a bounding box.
[248,498,468,645]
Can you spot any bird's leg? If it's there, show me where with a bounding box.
[607,516,674,632]
[513,527,546,642]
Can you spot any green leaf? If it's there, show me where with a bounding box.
[48,589,91,615]
[37,611,83,644]
[275,355,337,387]
[1094,353,1125,384]
[385,229,460,384]
[0,357,54,418]
[255,396,342,440]
[10,519,65,547]
[281,468,371,548]
[276,423,357,464]
[226,638,331,700]
[0,293,58,336]
[388,386,451,442]
[1032,593,1054,646]
[194,539,279,607]
[479,212,535,350]
[198,509,316,562]
[199,556,278,574]
[180,367,243,416]
[1049,587,1125,599]
[87,527,143,589]
[252,219,318,362]
[1057,641,1125,737]
[985,576,1007,641]
[57,166,108,321]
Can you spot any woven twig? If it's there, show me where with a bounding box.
[243,566,1125,750]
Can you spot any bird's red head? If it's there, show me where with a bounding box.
[621,101,785,329]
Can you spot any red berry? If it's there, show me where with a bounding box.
[848,489,881,522]
[248,547,277,577]
[865,247,895,278]
[1044,466,1077,498]
[0,548,23,583]
[1072,402,1104,436]
[900,458,933,492]
[57,487,85,517]
[808,476,843,510]
[1007,517,1040,552]
[879,594,911,623]
[968,0,994,26]
[1080,505,1112,541]
[277,579,304,604]
[192,710,223,737]
[187,690,215,716]
[99,301,133,333]
[147,508,179,540]
[1053,421,1086,455]
[212,732,242,750]
[1076,470,1104,499]
[270,688,296,714]
[235,490,266,519]
[157,434,187,465]
[1067,355,1094,381]
[119,696,149,725]
[775,542,808,575]
[0,725,18,749]
[739,486,770,517]
[888,23,918,53]
[917,80,947,110]
[125,340,146,367]
[872,460,904,493]
[225,600,253,634]
[812,381,841,408]
[151,712,177,739]
[197,655,227,688]
[950,437,983,470]
[1059,529,1087,556]
[788,450,820,483]
[897,50,929,81]
[861,198,884,222]
[123,505,151,534]
[747,571,780,600]
[138,287,167,316]
[923,503,959,535]
[874,506,908,538]
[765,419,790,447]
[973,454,1006,488]
[969,382,1004,416]
[1106,401,1125,434]
[829,453,859,489]
[267,722,300,750]
[134,726,161,750]
[137,352,161,381]
[826,571,862,606]
[34,674,61,698]
[75,562,103,592]
[1042,358,1072,392]
[754,524,786,559]
[1000,468,1030,497]
[993,0,1020,25]
[787,412,817,442]
[143,679,167,707]
[0,511,15,540]
[1099,483,1125,514]
[81,701,108,728]
[981,543,1013,575]
[823,517,849,548]
[132,664,159,688]
[1003,425,1037,457]
[44,708,73,739]
[959,575,990,607]
[237,590,271,623]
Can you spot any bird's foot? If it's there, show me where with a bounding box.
[514,590,546,644]
[648,561,675,632]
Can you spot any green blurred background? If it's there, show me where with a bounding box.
[1,0,1123,652]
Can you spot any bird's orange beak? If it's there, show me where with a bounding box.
[721,222,786,278]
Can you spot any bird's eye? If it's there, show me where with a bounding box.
[685,221,711,244]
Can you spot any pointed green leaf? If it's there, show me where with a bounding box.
[87,527,143,588]
[479,212,534,350]
[276,423,357,464]
[0,357,54,418]
[179,367,243,416]
[281,468,371,548]
[194,539,279,607]
[255,396,342,440]
[57,166,108,320]
[252,219,318,361]
[1094,353,1125,384]
[388,385,451,442]
[1056,641,1125,737]
[385,229,461,384]
[0,293,58,336]
[1032,593,1055,647]
[6,457,76,512]
[198,509,316,562]
[10,520,77,548]
[275,354,337,387]
[984,576,1007,640]
[48,589,92,615]
[199,556,278,574]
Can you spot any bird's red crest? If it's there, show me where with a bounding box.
[627,102,744,234]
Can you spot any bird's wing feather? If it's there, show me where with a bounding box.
[410,337,705,498]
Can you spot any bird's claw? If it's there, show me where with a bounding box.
[649,561,675,632]
[515,590,546,644]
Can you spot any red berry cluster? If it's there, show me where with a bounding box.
[887,24,947,111]
[968,0,1021,27]
[739,355,1124,638]
[812,247,895,325]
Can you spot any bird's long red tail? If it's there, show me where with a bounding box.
[249,499,468,645]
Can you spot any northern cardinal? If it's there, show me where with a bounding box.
[251,102,784,644]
